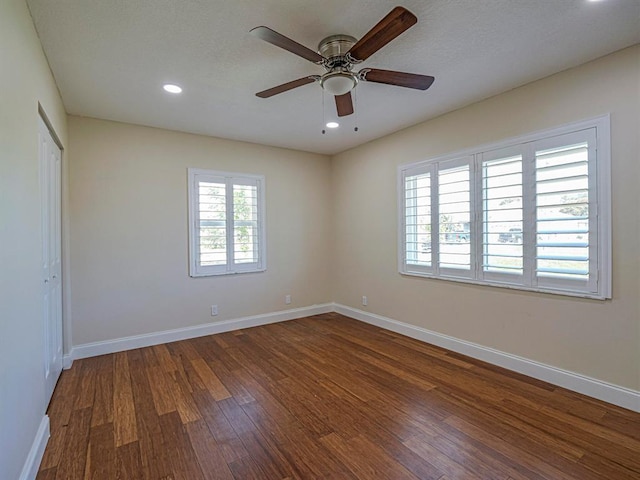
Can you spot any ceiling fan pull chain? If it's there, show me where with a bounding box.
[354,88,359,132]
[321,89,326,134]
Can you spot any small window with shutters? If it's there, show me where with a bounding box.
[399,115,610,299]
[188,169,266,277]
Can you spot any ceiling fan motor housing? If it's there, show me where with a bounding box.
[318,34,357,65]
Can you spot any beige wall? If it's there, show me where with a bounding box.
[68,116,332,345]
[0,1,68,478]
[331,45,640,391]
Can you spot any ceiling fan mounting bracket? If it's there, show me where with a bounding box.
[357,68,371,81]
[345,53,363,65]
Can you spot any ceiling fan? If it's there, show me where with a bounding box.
[250,6,434,118]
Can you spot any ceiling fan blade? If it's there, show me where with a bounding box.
[250,26,325,64]
[335,92,354,117]
[347,7,417,62]
[256,76,317,98]
[360,68,435,90]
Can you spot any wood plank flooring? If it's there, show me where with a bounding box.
[38,313,640,479]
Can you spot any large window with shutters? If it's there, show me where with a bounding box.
[399,116,611,299]
[188,169,266,277]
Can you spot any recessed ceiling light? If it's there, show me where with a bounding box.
[326,122,339,129]
[163,84,182,94]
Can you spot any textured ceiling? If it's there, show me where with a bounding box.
[27,0,640,155]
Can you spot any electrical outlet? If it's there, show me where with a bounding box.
[362,296,368,306]
[211,305,218,316]
[285,295,291,305]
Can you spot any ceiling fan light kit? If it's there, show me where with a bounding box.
[250,6,434,119]
[319,72,358,96]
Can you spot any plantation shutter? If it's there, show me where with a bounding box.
[532,129,598,294]
[194,174,227,275]
[231,177,263,272]
[437,158,473,278]
[403,165,433,274]
[480,146,524,284]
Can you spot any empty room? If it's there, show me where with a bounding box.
[2,0,639,479]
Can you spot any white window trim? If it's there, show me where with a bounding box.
[188,168,267,277]
[398,115,611,300]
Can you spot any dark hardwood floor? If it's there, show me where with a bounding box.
[38,313,640,479]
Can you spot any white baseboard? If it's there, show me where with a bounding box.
[19,415,49,480]
[62,301,639,412]
[334,304,640,413]
[68,303,334,361]
[62,355,73,370]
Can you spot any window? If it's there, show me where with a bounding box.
[399,116,611,299]
[188,169,266,276]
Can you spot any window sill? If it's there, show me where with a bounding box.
[399,269,609,301]
[190,268,267,278]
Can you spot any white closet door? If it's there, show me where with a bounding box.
[39,116,63,402]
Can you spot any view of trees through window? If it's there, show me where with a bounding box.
[198,181,258,267]
[232,184,258,264]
